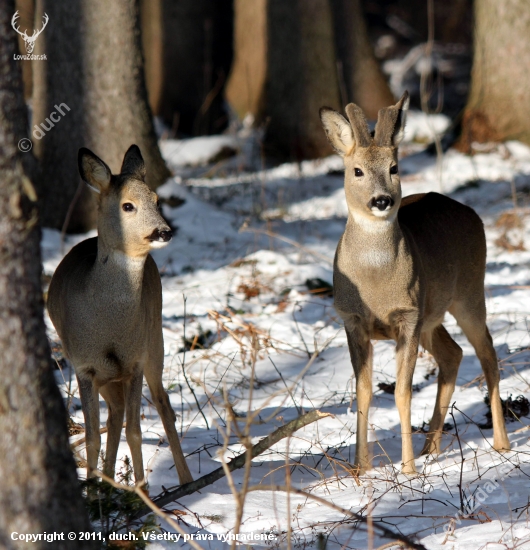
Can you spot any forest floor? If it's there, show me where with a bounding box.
[43,115,530,549]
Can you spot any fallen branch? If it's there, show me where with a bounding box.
[133,409,332,517]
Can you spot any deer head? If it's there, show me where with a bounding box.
[12,11,49,54]
[78,145,173,258]
[320,92,410,225]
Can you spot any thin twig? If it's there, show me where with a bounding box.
[449,403,466,513]
[95,471,203,550]
[181,294,209,429]
[71,424,125,450]
[240,226,332,265]
[293,301,312,358]
[269,357,302,415]
[246,486,427,550]
[60,181,84,254]
[375,543,405,550]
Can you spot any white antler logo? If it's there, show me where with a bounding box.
[12,11,49,54]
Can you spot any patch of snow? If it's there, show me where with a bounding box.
[404,110,451,143]
[160,135,239,169]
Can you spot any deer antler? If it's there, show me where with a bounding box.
[11,11,28,39]
[30,13,49,40]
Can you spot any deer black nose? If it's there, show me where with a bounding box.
[371,195,394,211]
[159,230,172,242]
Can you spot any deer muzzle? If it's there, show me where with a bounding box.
[147,228,173,243]
[370,195,394,211]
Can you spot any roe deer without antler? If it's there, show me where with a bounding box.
[47,145,193,484]
[319,92,510,474]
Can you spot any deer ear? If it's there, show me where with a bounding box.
[78,148,111,194]
[320,107,355,156]
[121,145,146,180]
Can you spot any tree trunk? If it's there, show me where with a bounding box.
[460,0,530,148]
[226,0,393,160]
[141,0,233,137]
[32,0,170,233]
[330,0,394,120]
[0,3,96,548]
[265,0,341,160]
[224,0,268,123]
[14,0,34,100]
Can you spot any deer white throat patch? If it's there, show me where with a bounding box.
[356,248,394,267]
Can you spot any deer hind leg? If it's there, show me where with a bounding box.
[346,323,373,474]
[77,374,101,478]
[144,362,193,485]
[99,381,125,478]
[420,325,462,456]
[450,301,510,451]
[123,369,145,483]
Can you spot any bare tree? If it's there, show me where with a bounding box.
[141,0,233,137]
[0,3,95,548]
[32,0,170,232]
[13,0,34,99]
[330,0,394,119]
[226,0,393,160]
[460,0,530,148]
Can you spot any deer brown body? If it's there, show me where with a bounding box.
[320,93,510,474]
[47,145,192,484]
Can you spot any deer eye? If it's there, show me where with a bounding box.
[122,203,135,212]
[390,165,398,175]
[354,168,364,177]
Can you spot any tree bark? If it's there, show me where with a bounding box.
[0,3,95,548]
[141,0,233,137]
[330,0,394,120]
[266,0,342,160]
[32,0,170,232]
[460,0,530,148]
[225,0,268,123]
[226,0,341,160]
[14,0,34,100]
[226,0,393,160]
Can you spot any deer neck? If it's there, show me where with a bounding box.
[93,240,147,302]
[343,211,404,269]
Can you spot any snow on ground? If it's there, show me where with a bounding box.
[42,124,530,549]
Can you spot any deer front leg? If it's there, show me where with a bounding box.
[346,322,373,474]
[394,317,421,474]
[144,366,193,485]
[78,374,101,478]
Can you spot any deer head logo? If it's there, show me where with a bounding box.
[12,11,49,54]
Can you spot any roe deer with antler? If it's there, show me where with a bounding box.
[320,92,510,474]
[48,145,193,484]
